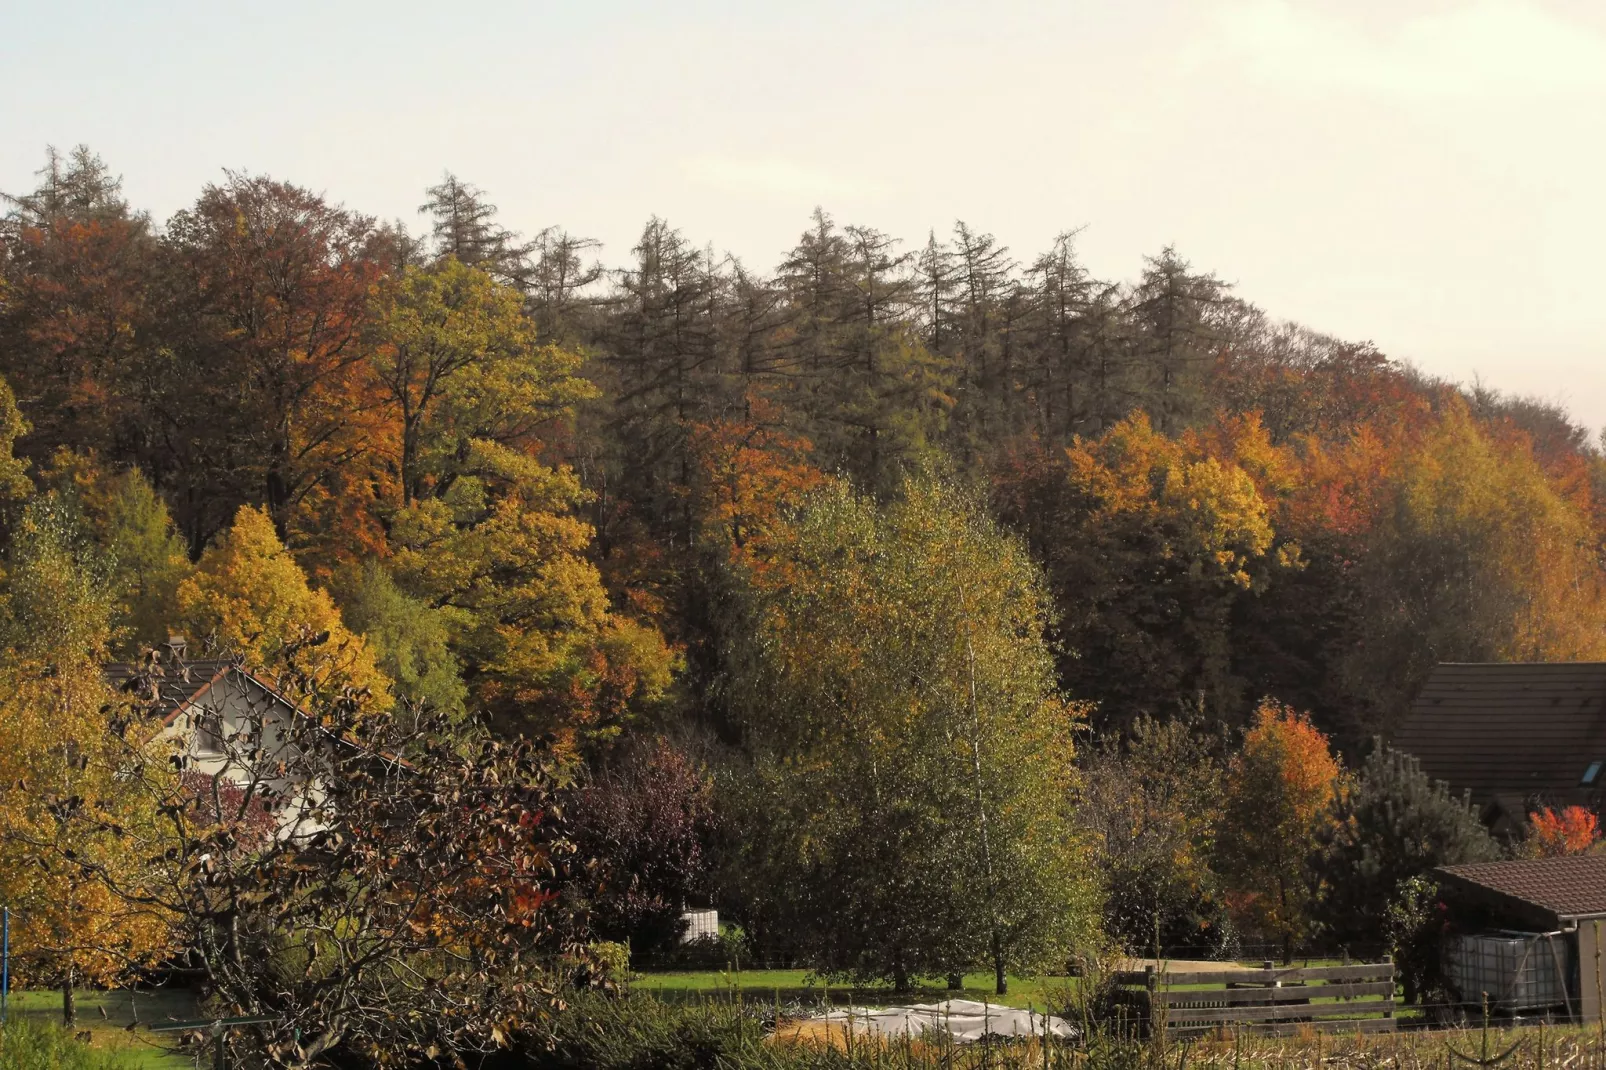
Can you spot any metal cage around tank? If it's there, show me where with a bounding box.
[1445,931,1574,1013]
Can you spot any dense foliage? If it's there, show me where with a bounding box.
[2,143,1604,1049]
[720,480,1096,991]
[1314,744,1499,957]
[6,147,1605,751]
[1076,717,1231,957]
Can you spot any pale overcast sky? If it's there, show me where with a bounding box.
[5,0,1605,431]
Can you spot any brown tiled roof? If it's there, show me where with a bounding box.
[1437,856,1606,922]
[1392,663,1606,810]
[104,660,237,725]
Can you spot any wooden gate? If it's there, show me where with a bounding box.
[1113,961,1397,1036]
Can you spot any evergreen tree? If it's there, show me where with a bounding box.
[595,218,726,547]
[776,210,949,491]
[1314,743,1498,963]
[418,173,534,287]
[1018,231,1097,442]
[527,226,603,342]
[944,222,1016,460]
[1127,247,1228,434]
[913,230,957,356]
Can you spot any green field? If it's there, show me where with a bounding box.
[632,969,1075,1012]
[4,988,200,1070]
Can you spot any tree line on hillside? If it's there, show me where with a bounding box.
[6,147,1602,748]
[1,146,1605,1062]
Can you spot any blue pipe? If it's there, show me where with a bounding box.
[2,906,10,1025]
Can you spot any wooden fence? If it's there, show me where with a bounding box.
[1113,961,1397,1037]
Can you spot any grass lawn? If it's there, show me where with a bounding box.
[5,988,200,1069]
[632,969,1077,1012]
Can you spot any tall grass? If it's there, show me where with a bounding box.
[0,1018,141,1070]
[525,991,1606,1070]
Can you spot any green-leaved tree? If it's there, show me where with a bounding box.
[723,478,1096,992]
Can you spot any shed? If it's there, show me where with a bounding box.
[1434,856,1606,1020]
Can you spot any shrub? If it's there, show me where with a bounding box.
[567,738,718,955]
[528,995,761,1070]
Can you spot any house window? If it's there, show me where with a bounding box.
[191,710,224,753]
[1582,761,1603,786]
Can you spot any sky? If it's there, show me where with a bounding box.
[5,0,1606,430]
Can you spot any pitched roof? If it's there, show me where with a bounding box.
[104,659,411,770]
[1392,663,1606,811]
[1436,856,1606,923]
[103,660,299,726]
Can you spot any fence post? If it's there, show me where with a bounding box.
[1145,964,1157,1036]
[1,905,9,1025]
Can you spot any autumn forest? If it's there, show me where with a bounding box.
[0,144,1602,1054]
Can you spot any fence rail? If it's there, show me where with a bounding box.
[1113,960,1396,1037]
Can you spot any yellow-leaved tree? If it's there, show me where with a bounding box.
[0,493,176,1023]
[177,504,392,705]
[0,374,33,502]
[1016,412,1294,728]
[370,260,673,745]
[1344,401,1606,717]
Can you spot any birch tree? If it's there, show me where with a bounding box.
[722,478,1096,991]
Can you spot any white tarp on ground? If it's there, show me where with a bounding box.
[811,1000,1076,1043]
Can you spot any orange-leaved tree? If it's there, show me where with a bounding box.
[165,174,388,547]
[1530,806,1601,857]
[1216,699,1341,962]
[687,396,828,557]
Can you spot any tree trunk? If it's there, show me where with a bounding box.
[62,962,76,1026]
[964,634,1007,999]
[947,973,964,991]
[265,464,292,543]
[401,414,419,505]
[892,949,910,995]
